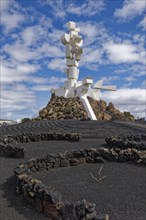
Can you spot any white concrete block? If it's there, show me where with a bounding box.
[61,33,70,45]
[66,59,78,67]
[66,44,72,59]
[75,28,80,32]
[100,85,116,91]
[68,66,79,79]
[68,21,76,30]
[82,78,93,85]
[75,54,81,61]
[76,81,82,87]
[80,96,97,120]
[70,30,78,36]
[70,35,82,44]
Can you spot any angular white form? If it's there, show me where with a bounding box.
[52,21,116,120]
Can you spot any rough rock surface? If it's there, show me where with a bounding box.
[38,94,88,120]
[88,97,134,121]
[14,141,146,219]
[38,94,134,121]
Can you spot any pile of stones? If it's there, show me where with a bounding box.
[105,135,146,150]
[38,94,89,120]
[37,94,135,121]
[88,97,135,121]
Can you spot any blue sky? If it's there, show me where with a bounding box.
[1,0,146,120]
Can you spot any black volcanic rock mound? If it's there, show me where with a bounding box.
[37,94,135,121]
[88,96,135,121]
[38,94,88,120]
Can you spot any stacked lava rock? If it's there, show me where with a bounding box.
[88,97,135,121]
[38,94,88,120]
[38,94,134,121]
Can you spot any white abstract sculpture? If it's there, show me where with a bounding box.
[51,21,116,120]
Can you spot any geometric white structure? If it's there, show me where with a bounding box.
[51,21,116,120]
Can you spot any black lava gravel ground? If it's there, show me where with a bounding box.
[32,163,146,220]
[0,120,146,220]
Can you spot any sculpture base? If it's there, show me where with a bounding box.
[37,94,135,122]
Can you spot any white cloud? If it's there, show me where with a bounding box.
[67,0,105,16]
[78,21,109,47]
[102,88,145,105]
[114,64,145,76]
[1,0,25,33]
[124,76,136,82]
[3,40,63,64]
[3,42,38,62]
[138,15,146,30]
[17,64,39,73]
[1,58,40,84]
[31,84,59,91]
[31,76,66,90]
[101,76,119,83]
[21,24,53,46]
[82,48,103,63]
[1,84,37,119]
[43,0,105,18]
[48,29,64,43]
[21,26,37,46]
[1,12,24,32]
[37,44,63,58]
[104,43,144,64]
[141,80,146,89]
[48,58,65,71]
[44,0,66,18]
[118,104,145,118]
[114,0,146,21]
[0,0,11,11]
[102,88,146,117]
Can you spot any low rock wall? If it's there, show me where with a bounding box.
[14,147,146,176]
[0,132,80,158]
[0,132,81,144]
[14,146,146,219]
[105,135,146,150]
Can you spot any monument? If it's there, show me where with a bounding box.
[51,21,116,120]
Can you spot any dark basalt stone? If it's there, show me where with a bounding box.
[13,139,145,220]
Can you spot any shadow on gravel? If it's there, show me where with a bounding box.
[1,175,46,220]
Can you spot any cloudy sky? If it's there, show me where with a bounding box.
[1,0,146,120]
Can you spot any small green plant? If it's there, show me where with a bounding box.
[21,118,31,123]
[123,111,134,118]
[63,107,72,114]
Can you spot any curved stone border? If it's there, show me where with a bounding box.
[117,134,146,141]
[14,146,146,219]
[0,132,80,158]
[105,135,146,150]
[0,132,80,144]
